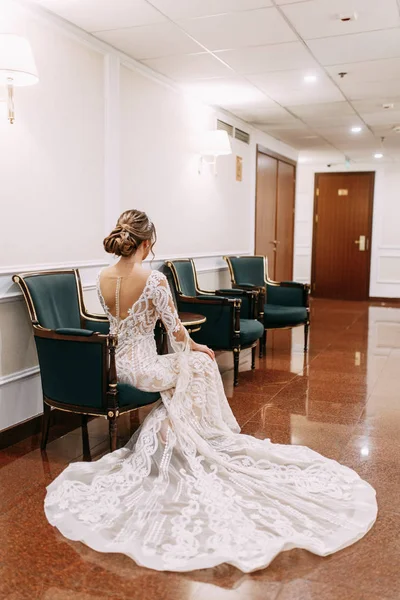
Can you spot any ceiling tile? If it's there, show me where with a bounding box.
[281,0,400,41]
[231,105,295,123]
[214,42,318,74]
[177,8,296,51]
[34,0,166,32]
[326,58,400,84]
[362,110,400,127]
[308,29,400,66]
[141,52,234,80]
[147,0,273,19]
[95,22,203,60]
[337,79,400,101]
[248,70,344,105]
[352,98,400,114]
[288,101,356,118]
[179,77,270,108]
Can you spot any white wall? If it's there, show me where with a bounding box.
[0,1,297,432]
[294,162,400,298]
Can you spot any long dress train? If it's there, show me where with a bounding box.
[44,270,377,573]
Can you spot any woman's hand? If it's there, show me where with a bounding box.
[190,340,215,361]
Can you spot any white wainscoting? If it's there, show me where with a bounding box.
[0,256,234,432]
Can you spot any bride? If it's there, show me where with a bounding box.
[45,209,377,573]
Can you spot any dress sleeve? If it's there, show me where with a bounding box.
[152,272,191,353]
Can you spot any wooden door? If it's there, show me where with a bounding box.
[255,148,295,281]
[275,161,295,281]
[255,153,277,276]
[312,172,374,300]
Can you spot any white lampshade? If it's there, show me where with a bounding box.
[0,34,39,86]
[199,130,232,156]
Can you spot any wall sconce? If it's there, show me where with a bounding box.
[0,34,39,124]
[198,130,232,175]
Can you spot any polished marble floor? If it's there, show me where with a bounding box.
[1,299,399,600]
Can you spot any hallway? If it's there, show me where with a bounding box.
[0,298,399,600]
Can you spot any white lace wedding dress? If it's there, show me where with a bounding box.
[45,270,377,573]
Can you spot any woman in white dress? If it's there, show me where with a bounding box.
[45,209,377,573]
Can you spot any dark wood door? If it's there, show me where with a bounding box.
[255,149,295,281]
[312,172,374,300]
[255,152,277,276]
[275,161,295,281]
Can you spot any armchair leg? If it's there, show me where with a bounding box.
[263,329,267,354]
[304,321,310,352]
[81,414,90,459]
[41,402,51,450]
[109,414,118,452]
[233,349,240,387]
[259,332,264,358]
[251,346,256,370]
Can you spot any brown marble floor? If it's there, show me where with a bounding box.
[1,298,399,600]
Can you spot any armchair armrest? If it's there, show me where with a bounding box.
[176,295,239,350]
[215,288,258,319]
[266,281,309,308]
[55,328,94,337]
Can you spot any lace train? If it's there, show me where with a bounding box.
[44,271,377,572]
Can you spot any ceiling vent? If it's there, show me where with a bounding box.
[234,127,250,144]
[217,119,233,137]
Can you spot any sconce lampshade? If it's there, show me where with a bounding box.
[0,34,39,86]
[199,130,232,157]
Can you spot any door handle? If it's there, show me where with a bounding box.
[269,240,281,245]
[354,235,366,251]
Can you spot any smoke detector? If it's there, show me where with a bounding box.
[338,12,358,22]
[382,103,394,109]
[393,125,400,133]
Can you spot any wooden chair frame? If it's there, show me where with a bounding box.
[224,255,311,355]
[12,269,160,452]
[166,259,261,386]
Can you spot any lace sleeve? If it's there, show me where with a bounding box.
[152,272,191,353]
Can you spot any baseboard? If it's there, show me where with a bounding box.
[0,409,90,451]
[369,297,400,304]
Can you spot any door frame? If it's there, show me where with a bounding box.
[255,144,297,278]
[311,171,375,300]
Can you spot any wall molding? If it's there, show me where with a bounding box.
[0,366,40,388]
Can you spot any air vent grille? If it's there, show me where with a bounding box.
[217,119,233,137]
[234,127,250,144]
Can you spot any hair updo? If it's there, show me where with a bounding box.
[103,210,156,258]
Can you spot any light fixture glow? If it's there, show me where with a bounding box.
[198,130,232,175]
[304,74,317,83]
[374,153,383,159]
[360,446,369,457]
[351,126,362,133]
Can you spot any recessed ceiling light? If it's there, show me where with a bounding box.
[351,126,362,133]
[382,103,394,109]
[298,157,310,163]
[374,153,383,159]
[304,74,317,83]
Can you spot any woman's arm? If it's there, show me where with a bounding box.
[152,273,214,359]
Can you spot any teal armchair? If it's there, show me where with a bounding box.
[164,259,264,386]
[224,256,310,356]
[12,269,160,453]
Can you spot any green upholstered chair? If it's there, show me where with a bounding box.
[224,256,310,356]
[12,269,160,453]
[164,259,264,386]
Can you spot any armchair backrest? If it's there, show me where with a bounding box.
[165,259,197,297]
[225,256,266,287]
[13,270,83,330]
